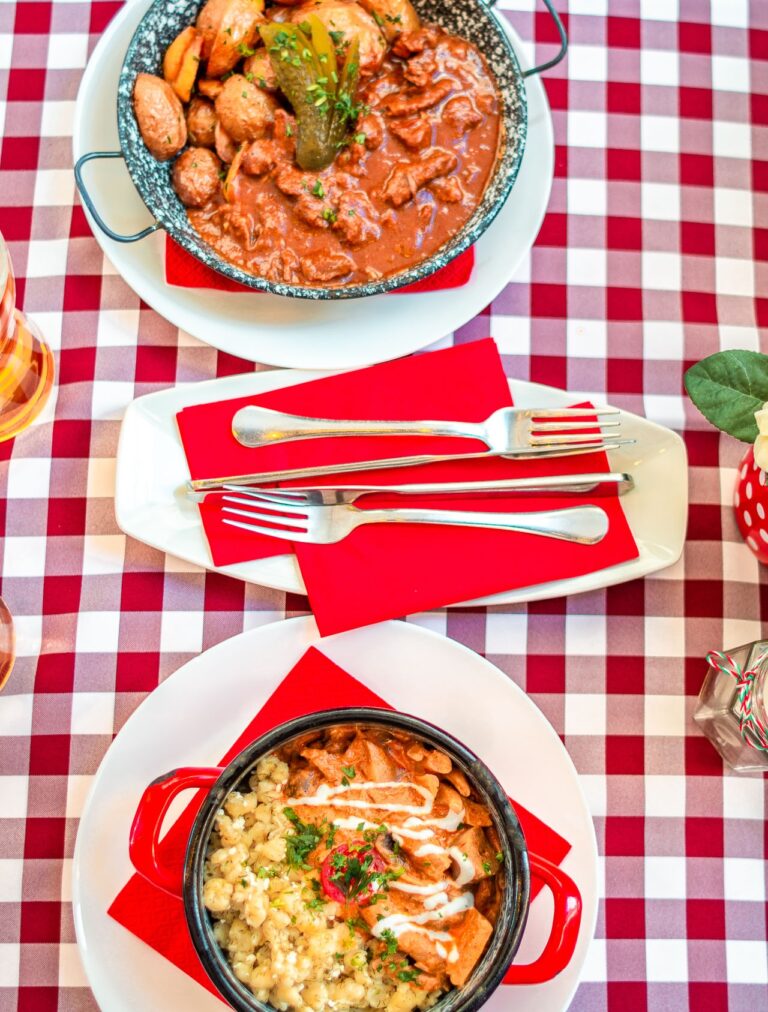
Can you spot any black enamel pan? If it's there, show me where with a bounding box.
[75,0,566,299]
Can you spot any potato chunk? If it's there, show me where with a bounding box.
[132,73,187,160]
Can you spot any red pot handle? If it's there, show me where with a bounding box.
[129,766,223,897]
[504,852,582,985]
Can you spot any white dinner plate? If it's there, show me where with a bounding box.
[71,0,554,370]
[72,616,598,1012]
[114,369,689,607]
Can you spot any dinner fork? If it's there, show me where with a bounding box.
[219,495,610,545]
[232,404,624,454]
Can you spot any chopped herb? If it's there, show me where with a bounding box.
[259,76,267,87]
[238,42,255,56]
[483,861,493,874]
[457,822,467,830]
[240,877,247,886]
[224,26,232,35]
[346,916,367,936]
[305,896,326,910]
[357,822,365,830]
[334,952,344,962]
[386,13,402,22]
[299,20,313,34]
[495,851,503,862]
[381,928,398,956]
[371,10,385,27]
[325,822,337,847]
[323,207,338,224]
[241,90,248,98]
[329,29,345,44]
[256,867,278,879]
[244,71,255,82]
[354,132,366,144]
[341,765,356,785]
[283,806,323,868]
[312,179,325,198]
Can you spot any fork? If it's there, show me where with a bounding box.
[232,404,625,455]
[219,495,610,546]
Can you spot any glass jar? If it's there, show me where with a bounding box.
[0,230,55,442]
[694,641,768,772]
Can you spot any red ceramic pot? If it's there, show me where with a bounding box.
[734,445,768,564]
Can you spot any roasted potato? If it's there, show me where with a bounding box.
[186,96,218,146]
[197,0,266,77]
[243,48,277,91]
[289,1,387,77]
[214,73,276,143]
[133,73,187,160]
[172,147,222,207]
[359,0,419,41]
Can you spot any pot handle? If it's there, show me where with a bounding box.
[129,766,223,897]
[503,852,582,985]
[74,150,163,243]
[485,0,567,78]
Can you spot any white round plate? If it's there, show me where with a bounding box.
[73,617,597,1012]
[72,0,554,370]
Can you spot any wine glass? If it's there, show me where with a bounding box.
[0,230,56,690]
[0,229,55,442]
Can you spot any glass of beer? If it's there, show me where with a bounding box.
[0,230,55,442]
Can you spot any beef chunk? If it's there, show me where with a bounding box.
[382,147,458,206]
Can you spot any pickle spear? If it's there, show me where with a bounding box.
[260,20,361,171]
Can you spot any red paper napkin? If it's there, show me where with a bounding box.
[176,339,639,634]
[108,645,572,999]
[165,236,475,293]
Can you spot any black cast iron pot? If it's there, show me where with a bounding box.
[129,708,582,1011]
[74,0,566,299]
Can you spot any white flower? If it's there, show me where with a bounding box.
[755,403,768,470]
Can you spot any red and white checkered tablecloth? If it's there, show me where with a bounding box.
[0,0,767,1009]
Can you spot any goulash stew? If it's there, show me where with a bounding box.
[203,725,505,1010]
[132,0,502,287]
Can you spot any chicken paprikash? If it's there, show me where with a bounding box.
[202,725,504,1010]
[132,0,502,288]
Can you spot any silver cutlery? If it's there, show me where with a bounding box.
[218,496,610,546]
[187,439,634,494]
[232,404,623,453]
[188,472,634,506]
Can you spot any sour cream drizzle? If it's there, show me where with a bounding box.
[288,778,478,964]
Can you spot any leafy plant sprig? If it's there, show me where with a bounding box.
[684,350,768,443]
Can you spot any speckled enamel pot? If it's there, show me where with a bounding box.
[130,709,532,1011]
[79,1,563,298]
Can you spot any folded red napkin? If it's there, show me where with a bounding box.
[165,236,475,293]
[176,339,639,634]
[109,645,572,999]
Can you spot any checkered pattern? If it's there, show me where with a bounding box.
[0,0,766,1008]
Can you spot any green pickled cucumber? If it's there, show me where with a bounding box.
[260,20,361,172]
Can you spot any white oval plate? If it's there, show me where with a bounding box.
[114,368,689,607]
[72,616,598,1012]
[71,0,554,370]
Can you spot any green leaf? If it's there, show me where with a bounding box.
[684,350,768,443]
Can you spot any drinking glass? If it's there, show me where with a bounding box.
[0,231,55,690]
[0,230,55,442]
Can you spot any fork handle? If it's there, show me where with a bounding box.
[232,405,484,448]
[356,506,609,545]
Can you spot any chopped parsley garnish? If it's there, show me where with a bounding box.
[341,764,356,784]
[305,896,326,910]
[256,866,278,879]
[241,90,248,98]
[325,823,337,848]
[238,42,255,56]
[329,29,345,44]
[482,861,492,874]
[371,10,385,27]
[240,877,247,886]
[244,71,255,82]
[334,952,344,962]
[346,916,367,936]
[353,132,366,144]
[380,928,398,956]
[496,851,503,862]
[311,179,325,198]
[398,967,421,983]
[283,807,323,868]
